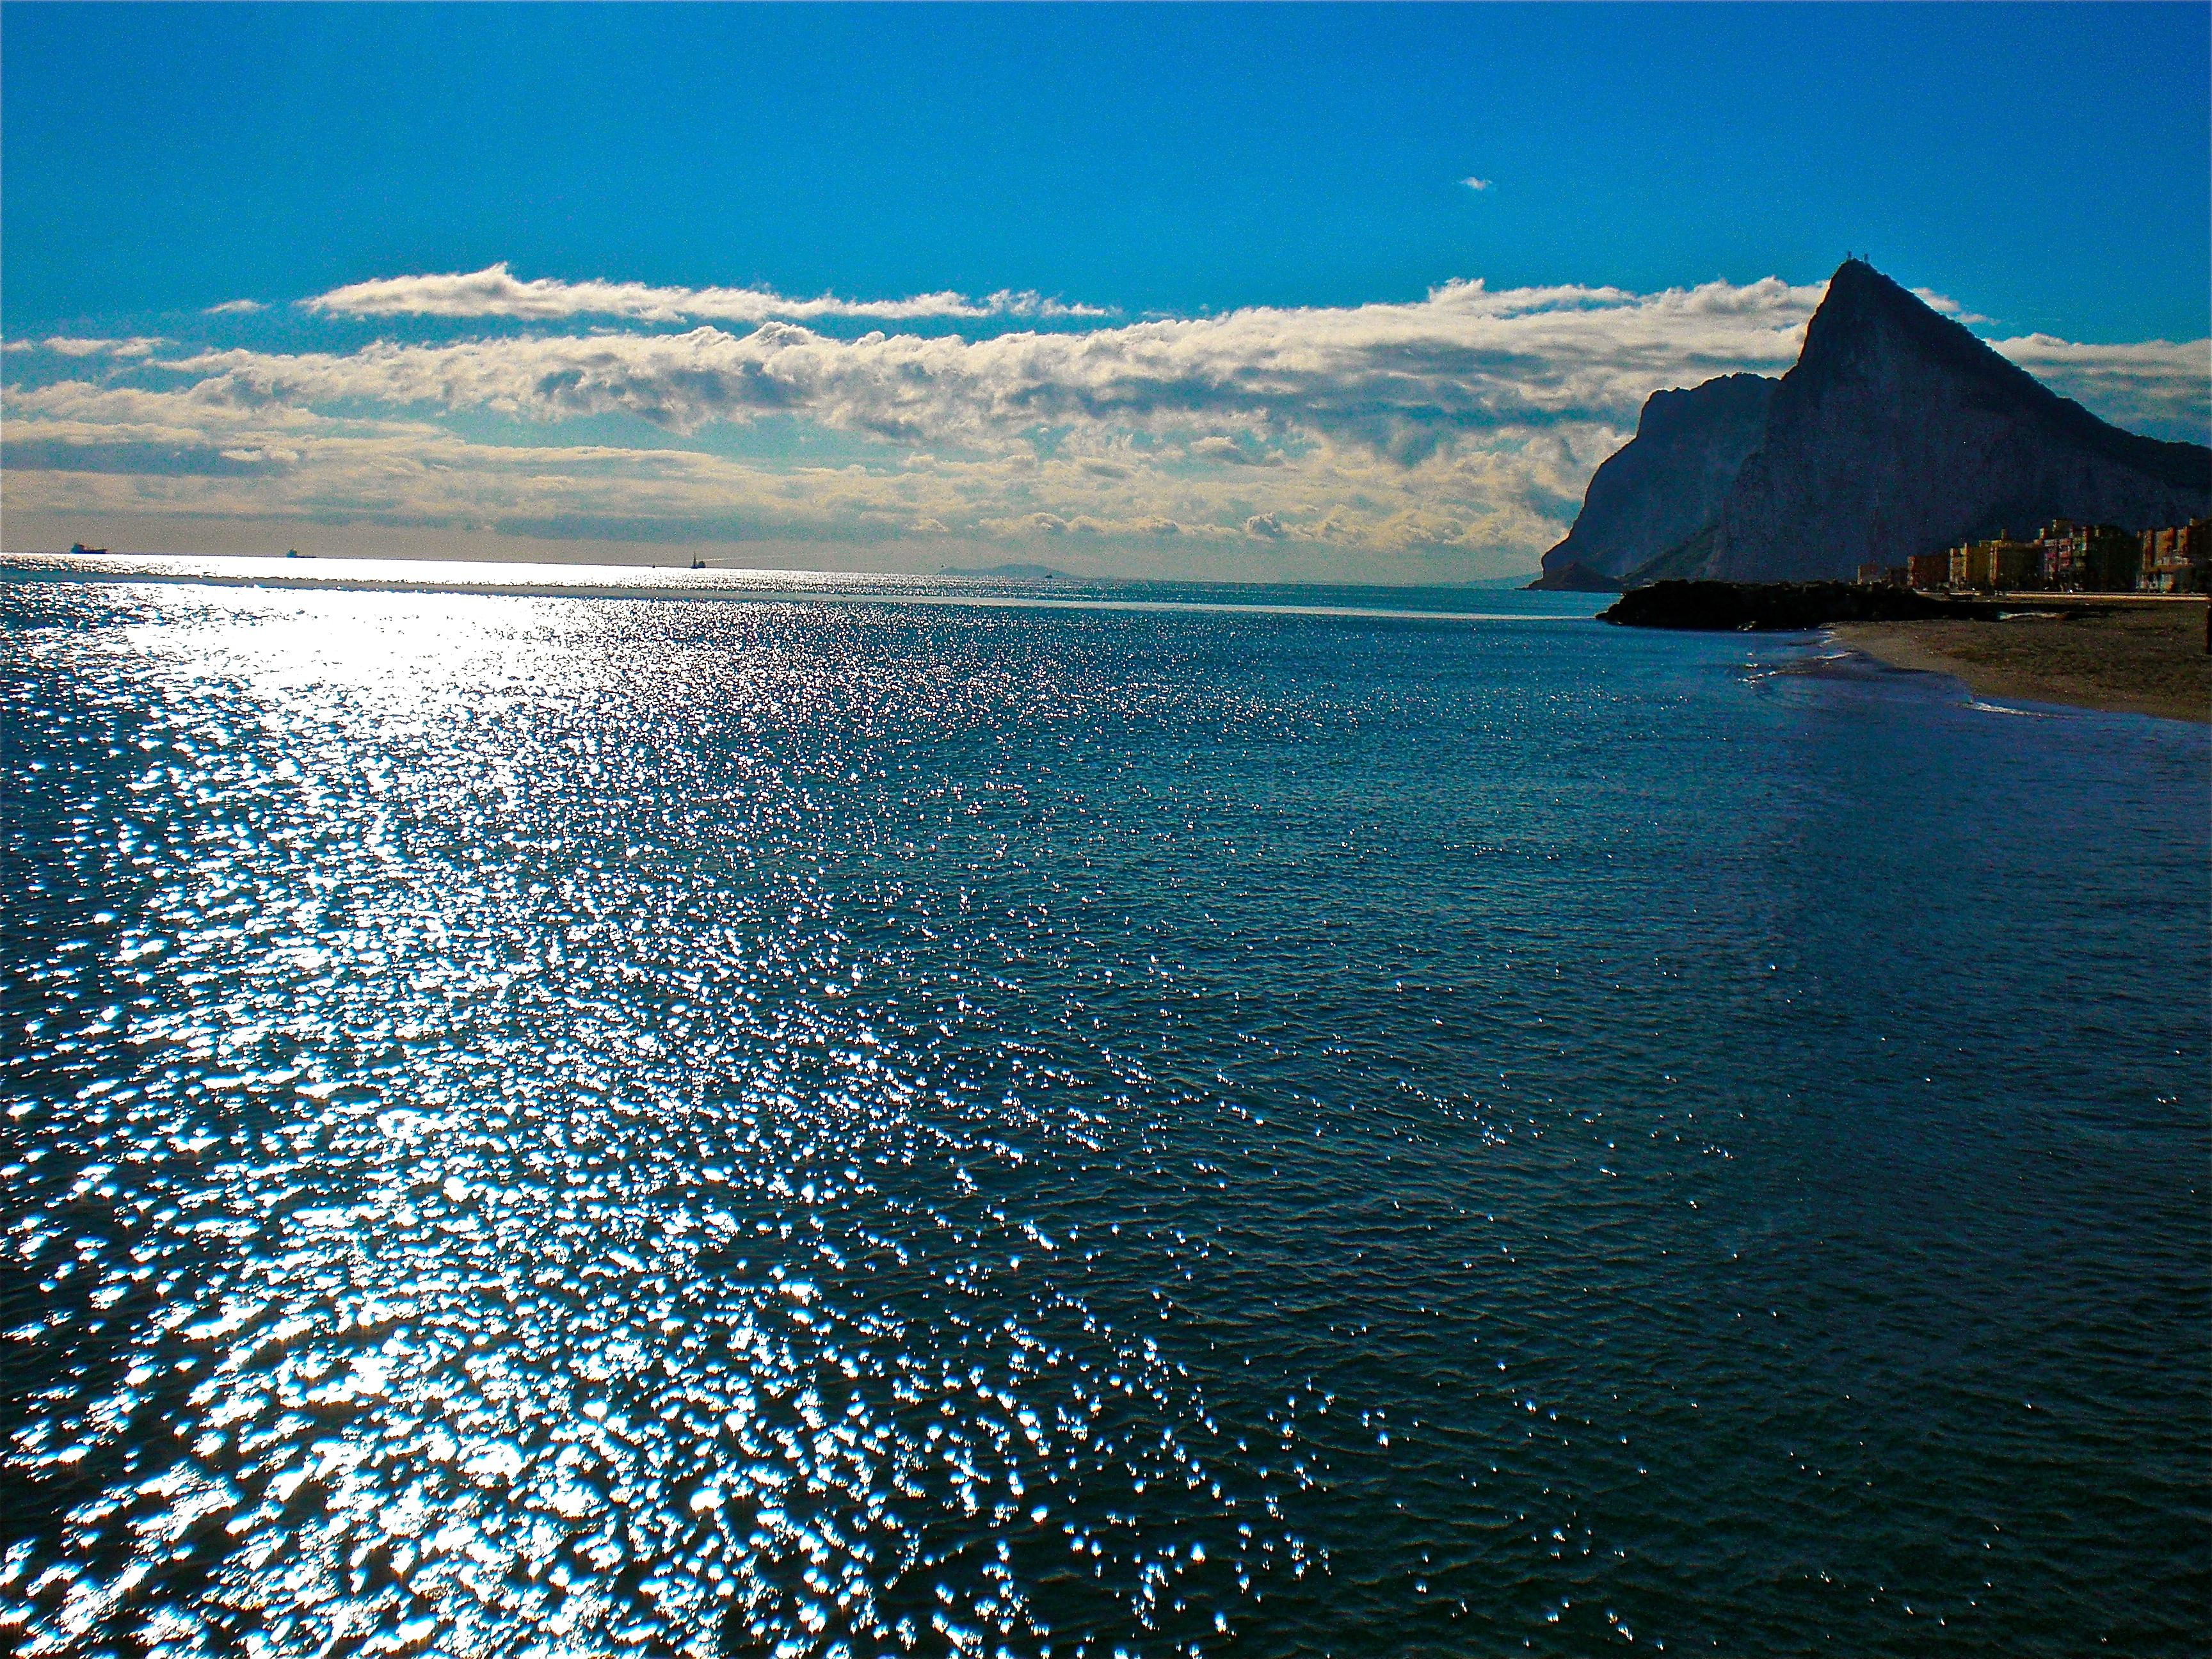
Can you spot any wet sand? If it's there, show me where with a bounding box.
[1834,599,2210,725]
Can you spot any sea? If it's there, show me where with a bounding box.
[3,559,2206,1658]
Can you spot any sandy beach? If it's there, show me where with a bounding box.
[1834,598,2211,724]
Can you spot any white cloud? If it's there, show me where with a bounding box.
[207,298,267,315]
[303,262,1109,324]
[152,276,1832,448]
[1462,177,1492,192]
[1,375,1598,567]
[1991,334,2212,440]
[26,336,170,358]
[156,270,2204,447]
[1911,287,1991,326]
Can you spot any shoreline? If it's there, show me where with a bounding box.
[1832,602,2210,725]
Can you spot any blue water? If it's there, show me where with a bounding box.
[2,572,2205,1657]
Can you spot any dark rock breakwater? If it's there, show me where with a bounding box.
[1600,579,1997,630]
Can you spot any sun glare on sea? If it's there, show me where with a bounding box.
[110,588,593,719]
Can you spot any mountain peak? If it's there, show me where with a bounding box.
[1820,257,1949,314]
[1796,258,2051,410]
[1537,259,2209,586]
[1701,260,2209,579]
[1824,255,1886,294]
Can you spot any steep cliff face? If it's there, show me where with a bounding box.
[1534,260,2211,589]
[1536,374,1774,586]
[1704,260,2210,581]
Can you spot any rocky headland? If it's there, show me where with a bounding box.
[1535,259,2211,590]
[1529,374,1774,591]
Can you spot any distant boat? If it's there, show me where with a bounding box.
[690,556,707,570]
[69,541,108,556]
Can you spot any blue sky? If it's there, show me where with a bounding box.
[4,3,2206,577]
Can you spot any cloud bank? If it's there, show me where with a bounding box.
[6,268,2204,575]
[301,263,1110,325]
[159,276,1836,445]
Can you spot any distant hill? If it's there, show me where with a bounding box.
[939,563,1066,580]
[1534,259,2210,588]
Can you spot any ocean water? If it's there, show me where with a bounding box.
[1,570,2205,1658]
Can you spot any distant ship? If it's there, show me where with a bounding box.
[69,541,108,556]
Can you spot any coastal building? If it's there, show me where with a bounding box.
[2138,518,2209,593]
[1905,552,1950,591]
[1854,562,1908,587]
[1903,520,2190,595]
[1946,535,2037,591]
[2035,520,2137,591]
[1991,543,2042,590]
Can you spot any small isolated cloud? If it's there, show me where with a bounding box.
[1462,177,1493,192]
[207,298,266,315]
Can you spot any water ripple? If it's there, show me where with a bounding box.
[2,581,2204,1658]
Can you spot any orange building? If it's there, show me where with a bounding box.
[2139,518,2209,593]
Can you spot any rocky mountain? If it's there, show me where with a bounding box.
[1534,259,2211,588]
[1533,374,1774,589]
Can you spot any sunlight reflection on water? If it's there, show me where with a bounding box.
[6,588,1312,1657]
